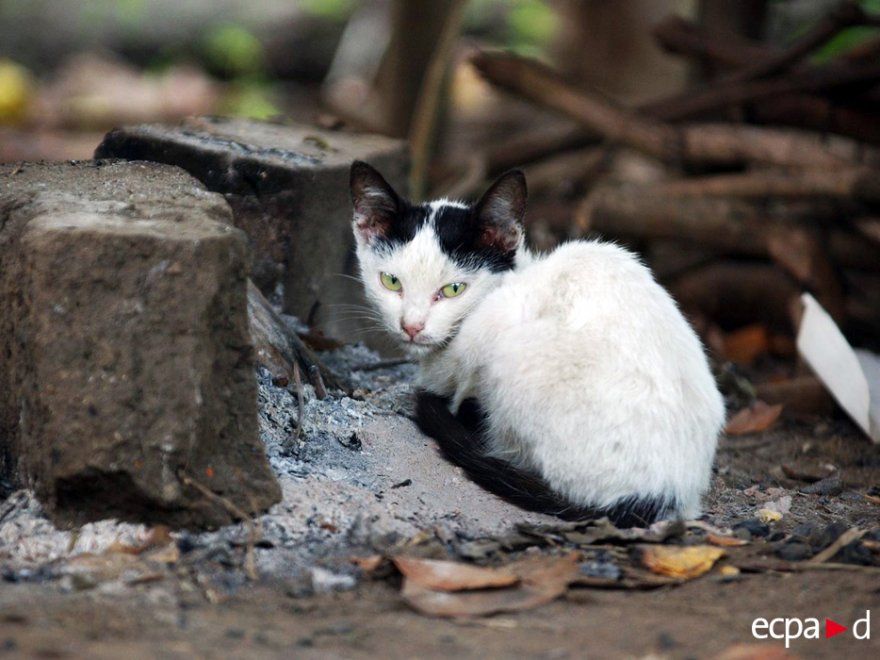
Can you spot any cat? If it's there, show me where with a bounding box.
[350,160,725,527]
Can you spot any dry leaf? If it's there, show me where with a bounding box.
[725,401,783,435]
[639,545,725,579]
[713,642,800,660]
[392,556,519,592]
[351,555,385,572]
[756,509,783,523]
[401,579,559,618]
[399,553,580,618]
[723,324,769,365]
[707,533,748,547]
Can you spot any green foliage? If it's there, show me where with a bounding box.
[506,0,558,52]
[301,0,354,21]
[202,23,265,77]
[220,81,280,120]
[814,25,880,61]
[464,0,559,57]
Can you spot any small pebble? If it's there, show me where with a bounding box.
[775,541,813,561]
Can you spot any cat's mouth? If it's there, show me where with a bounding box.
[398,334,440,355]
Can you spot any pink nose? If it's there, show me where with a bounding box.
[401,321,425,339]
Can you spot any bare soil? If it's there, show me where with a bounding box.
[1,350,879,659]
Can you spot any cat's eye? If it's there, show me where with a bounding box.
[440,282,467,298]
[380,272,402,291]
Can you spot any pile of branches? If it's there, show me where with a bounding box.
[466,1,880,366]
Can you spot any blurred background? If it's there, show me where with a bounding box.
[2,0,880,408]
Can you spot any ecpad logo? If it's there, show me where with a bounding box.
[752,610,871,648]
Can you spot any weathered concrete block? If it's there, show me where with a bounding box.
[0,160,280,528]
[95,117,408,345]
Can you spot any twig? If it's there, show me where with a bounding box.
[408,0,468,200]
[652,14,776,71]
[723,1,876,83]
[808,527,865,563]
[641,168,880,203]
[308,364,327,400]
[645,59,880,123]
[291,361,305,443]
[471,51,880,168]
[177,470,259,581]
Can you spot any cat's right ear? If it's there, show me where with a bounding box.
[473,170,526,254]
[350,161,400,246]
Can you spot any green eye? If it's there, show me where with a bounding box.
[440,282,467,298]
[380,272,402,291]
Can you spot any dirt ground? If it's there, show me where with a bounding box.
[2,414,879,659]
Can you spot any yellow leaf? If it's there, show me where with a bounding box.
[640,545,725,579]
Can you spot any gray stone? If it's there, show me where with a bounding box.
[0,160,280,528]
[95,117,408,346]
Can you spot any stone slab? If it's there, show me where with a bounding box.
[0,160,280,528]
[95,117,408,346]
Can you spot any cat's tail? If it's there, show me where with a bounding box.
[414,391,673,528]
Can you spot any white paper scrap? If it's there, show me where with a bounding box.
[796,293,880,443]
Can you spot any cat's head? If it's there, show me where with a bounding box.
[350,160,526,355]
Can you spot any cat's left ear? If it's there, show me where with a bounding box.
[474,170,526,253]
[350,160,400,245]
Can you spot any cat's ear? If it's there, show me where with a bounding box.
[474,170,526,253]
[350,161,400,245]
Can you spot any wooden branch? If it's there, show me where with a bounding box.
[408,0,467,200]
[766,228,846,322]
[644,59,880,122]
[669,261,802,332]
[652,14,775,71]
[247,280,349,393]
[471,52,679,160]
[723,1,876,83]
[576,185,871,268]
[485,124,594,174]
[637,167,880,203]
[470,51,880,168]
[747,94,880,146]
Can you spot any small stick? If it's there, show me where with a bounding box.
[177,470,258,581]
[291,361,305,443]
[723,1,877,83]
[808,528,865,564]
[308,364,327,400]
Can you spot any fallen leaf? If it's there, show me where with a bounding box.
[723,324,769,365]
[756,509,783,523]
[725,401,783,435]
[639,545,725,579]
[401,579,557,618]
[351,555,385,572]
[392,556,519,592]
[762,495,792,516]
[719,565,741,577]
[713,642,800,660]
[399,553,580,618]
[797,293,880,443]
[707,533,749,547]
[780,459,837,483]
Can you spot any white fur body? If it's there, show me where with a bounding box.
[416,240,724,518]
[350,163,724,521]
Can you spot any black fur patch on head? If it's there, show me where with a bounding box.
[431,204,518,272]
[350,162,527,272]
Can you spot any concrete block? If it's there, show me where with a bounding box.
[0,160,280,528]
[95,117,408,344]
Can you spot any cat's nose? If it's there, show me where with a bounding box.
[401,321,425,340]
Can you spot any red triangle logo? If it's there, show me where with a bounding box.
[826,619,848,638]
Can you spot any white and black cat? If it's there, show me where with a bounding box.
[350,160,725,527]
